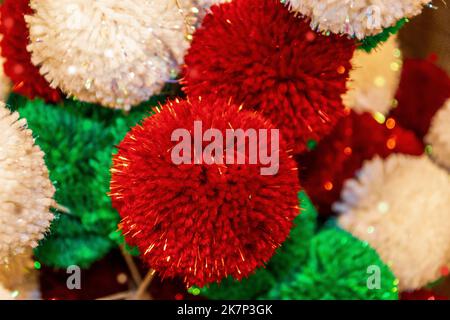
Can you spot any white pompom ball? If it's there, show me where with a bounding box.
[343,36,402,115]
[335,154,450,291]
[25,0,193,110]
[285,0,431,39]
[426,99,450,170]
[0,250,41,300]
[0,103,55,260]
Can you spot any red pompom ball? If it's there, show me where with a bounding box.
[390,58,450,139]
[110,97,300,287]
[297,110,424,215]
[401,289,447,300]
[0,0,61,102]
[183,0,355,154]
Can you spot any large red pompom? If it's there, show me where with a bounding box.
[110,97,300,287]
[390,58,450,139]
[297,110,424,215]
[182,0,355,154]
[0,0,61,103]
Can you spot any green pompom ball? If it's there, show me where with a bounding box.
[200,192,318,299]
[265,228,399,300]
[12,96,157,268]
[359,18,407,53]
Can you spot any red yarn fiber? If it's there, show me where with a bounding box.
[390,58,450,139]
[110,97,300,287]
[297,110,424,215]
[183,0,355,154]
[0,0,61,103]
[401,289,447,300]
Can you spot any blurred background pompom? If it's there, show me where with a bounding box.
[389,58,450,139]
[296,111,423,216]
[265,228,398,300]
[343,36,402,115]
[336,154,450,291]
[285,0,430,39]
[0,103,55,259]
[0,250,41,300]
[183,0,355,154]
[25,0,191,110]
[426,98,450,170]
[0,0,61,103]
[110,97,300,287]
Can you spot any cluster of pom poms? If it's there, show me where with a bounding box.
[296,110,423,215]
[0,103,55,260]
[265,228,398,300]
[343,36,402,115]
[110,96,300,287]
[285,0,431,39]
[336,154,450,291]
[24,0,193,110]
[183,0,355,154]
[426,99,450,170]
[0,0,61,103]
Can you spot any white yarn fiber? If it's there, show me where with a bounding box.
[286,0,431,39]
[336,154,450,291]
[26,0,194,110]
[0,103,55,260]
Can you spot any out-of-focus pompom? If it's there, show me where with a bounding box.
[15,98,149,268]
[426,99,450,170]
[265,228,398,300]
[336,154,450,291]
[285,0,431,39]
[110,97,300,287]
[297,111,423,215]
[390,58,450,139]
[183,0,355,154]
[25,0,192,110]
[0,0,61,103]
[343,36,402,115]
[0,250,41,300]
[0,103,55,260]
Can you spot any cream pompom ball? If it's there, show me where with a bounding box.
[343,36,402,115]
[0,250,41,300]
[25,0,195,110]
[285,0,431,39]
[426,99,450,170]
[335,154,450,291]
[0,103,55,260]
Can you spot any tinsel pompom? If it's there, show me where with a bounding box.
[25,0,191,110]
[0,250,41,300]
[110,97,300,287]
[390,58,450,139]
[336,154,450,291]
[425,99,450,170]
[265,228,398,300]
[297,110,423,215]
[201,191,317,299]
[0,0,61,103]
[0,103,55,259]
[183,0,355,154]
[343,36,402,115]
[285,0,430,39]
[14,97,149,268]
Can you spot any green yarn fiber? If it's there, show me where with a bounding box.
[201,191,318,299]
[265,228,398,300]
[359,19,407,53]
[10,96,158,268]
